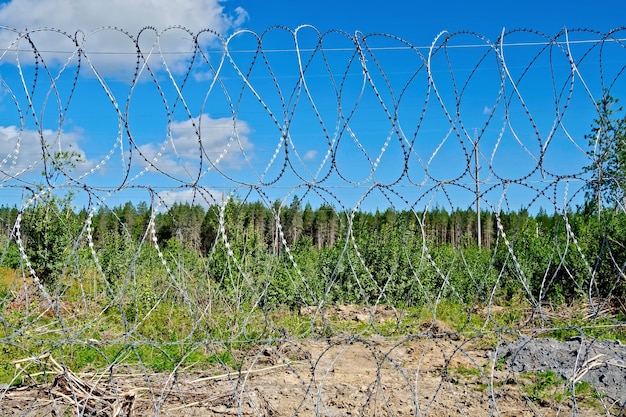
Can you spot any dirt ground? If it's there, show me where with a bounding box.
[1,305,623,416]
[2,337,619,416]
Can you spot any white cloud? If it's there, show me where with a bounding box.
[302,150,318,161]
[483,105,492,115]
[137,113,253,178]
[0,0,248,75]
[0,125,93,182]
[158,188,226,208]
[0,0,246,35]
[231,7,249,27]
[192,70,216,82]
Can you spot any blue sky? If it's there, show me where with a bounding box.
[0,0,625,214]
[235,0,625,42]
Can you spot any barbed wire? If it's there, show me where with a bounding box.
[0,25,626,416]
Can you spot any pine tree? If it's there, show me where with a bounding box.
[584,92,626,215]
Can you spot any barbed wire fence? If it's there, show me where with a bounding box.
[0,25,625,416]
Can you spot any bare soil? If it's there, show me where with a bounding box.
[1,304,622,416]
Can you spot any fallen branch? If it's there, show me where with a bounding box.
[189,362,291,384]
[10,354,137,416]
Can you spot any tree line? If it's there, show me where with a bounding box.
[0,91,625,310]
[1,196,625,309]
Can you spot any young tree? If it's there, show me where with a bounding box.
[584,92,626,215]
[20,192,77,288]
[20,147,84,288]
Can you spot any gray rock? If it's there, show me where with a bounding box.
[498,336,626,403]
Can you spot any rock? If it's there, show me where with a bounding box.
[498,336,626,402]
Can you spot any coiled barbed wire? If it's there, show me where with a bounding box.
[0,26,625,416]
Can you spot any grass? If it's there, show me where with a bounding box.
[0,267,18,286]
[442,365,608,413]
[1,265,625,402]
[521,370,563,404]
[0,336,241,385]
[516,370,607,411]
[453,364,482,378]
[546,317,626,344]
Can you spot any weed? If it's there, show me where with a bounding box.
[523,370,563,403]
[519,370,606,411]
[454,365,481,378]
